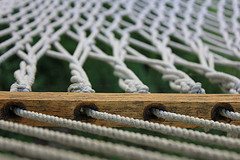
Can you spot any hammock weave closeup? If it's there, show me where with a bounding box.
[1,0,240,94]
[0,0,240,159]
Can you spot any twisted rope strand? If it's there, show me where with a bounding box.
[12,108,240,159]
[152,109,240,136]
[1,0,239,94]
[85,108,240,149]
[0,136,99,160]
[0,119,182,160]
[220,109,240,121]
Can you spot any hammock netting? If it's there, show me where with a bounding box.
[0,0,240,159]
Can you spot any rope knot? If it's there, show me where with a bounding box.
[180,81,205,94]
[10,83,31,92]
[124,80,149,93]
[188,82,205,94]
[68,81,95,93]
[230,83,240,94]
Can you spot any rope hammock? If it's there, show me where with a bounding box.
[0,0,240,159]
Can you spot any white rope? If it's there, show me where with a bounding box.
[1,0,239,93]
[220,109,240,121]
[84,108,240,149]
[109,7,240,93]
[0,136,99,160]
[7,0,80,92]
[1,0,240,159]
[0,0,63,63]
[152,109,240,136]
[47,40,95,93]
[130,0,238,58]
[11,108,240,160]
[10,42,50,92]
[124,46,205,94]
[123,31,240,93]
[0,119,182,160]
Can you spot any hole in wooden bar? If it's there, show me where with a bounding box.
[1,102,26,120]
[74,102,98,122]
[211,103,234,123]
[143,103,166,122]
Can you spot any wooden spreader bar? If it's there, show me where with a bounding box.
[0,91,240,128]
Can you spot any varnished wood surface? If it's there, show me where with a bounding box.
[0,91,239,127]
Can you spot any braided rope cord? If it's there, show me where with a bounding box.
[220,109,240,121]
[13,108,240,150]
[0,118,185,160]
[85,108,240,149]
[124,0,240,94]
[0,0,239,93]
[11,108,240,160]
[0,0,240,159]
[0,136,102,160]
[152,109,240,136]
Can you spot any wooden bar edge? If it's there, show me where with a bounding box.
[0,91,239,128]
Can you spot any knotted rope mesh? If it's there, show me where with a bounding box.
[0,0,240,159]
[0,0,239,93]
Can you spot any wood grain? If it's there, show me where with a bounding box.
[0,91,239,128]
